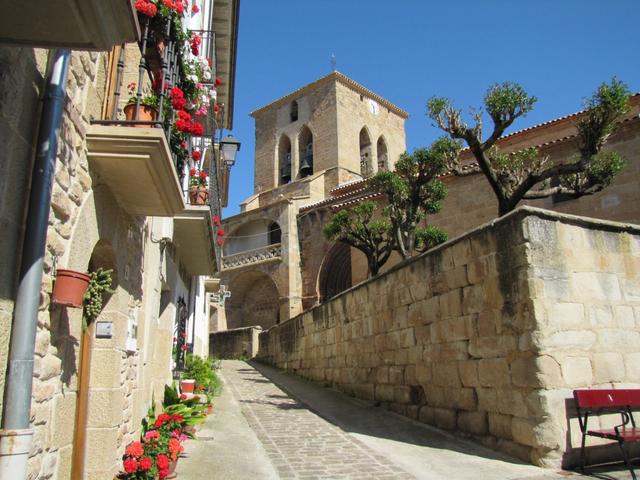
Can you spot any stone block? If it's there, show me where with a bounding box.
[376,367,389,384]
[478,358,510,387]
[39,354,62,381]
[389,366,404,384]
[592,352,625,383]
[511,417,538,447]
[535,355,563,388]
[448,387,477,411]
[375,384,395,402]
[571,272,622,301]
[459,360,479,387]
[462,284,485,315]
[85,427,118,472]
[451,239,472,267]
[432,361,460,387]
[560,357,593,386]
[477,388,498,412]
[544,330,596,350]
[50,394,77,449]
[434,408,457,430]
[87,388,125,428]
[56,445,73,480]
[439,289,462,318]
[32,379,56,403]
[589,305,614,328]
[351,383,374,400]
[615,305,635,329]
[488,412,513,440]
[444,265,468,290]
[415,363,432,383]
[598,329,640,350]
[458,411,487,435]
[625,352,640,381]
[549,302,584,330]
[418,405,435,425]
[468,335,516,359]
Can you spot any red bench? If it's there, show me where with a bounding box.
[574,389,640,479]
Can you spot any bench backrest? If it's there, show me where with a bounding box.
[574,389,640,409]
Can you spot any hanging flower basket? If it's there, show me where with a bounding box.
[188,186,208,205]
[51,269,91,308]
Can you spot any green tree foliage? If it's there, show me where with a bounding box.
[370,138,455,259]
[323,201,393,277]
[323,142,453,277]
[427,78,631,216]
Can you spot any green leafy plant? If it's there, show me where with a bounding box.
[83,267,114,330]
[183,354,222,402]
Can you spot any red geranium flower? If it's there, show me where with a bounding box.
[189,168,197,176]
[180,393,188,400]
[125,441,144,459]
[213,215,220,226]
[123,458,138,474]
[135,0,157,17]
[199,171,208,179]
[157,454,170,470]
[213,103,221,113]
[217,229,225,236]
[139,457,153,471]
[192,150,202,161]
[217,237,224,246]
[192,2,199,13]
[197,385,204,391]
[214,76,222,86]
[190,122,204,136]
[171,414,184,422]
[175,2,184,14]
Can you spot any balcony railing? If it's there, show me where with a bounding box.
[221,244,282,270]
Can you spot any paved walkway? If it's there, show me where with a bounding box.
[176,360,636,480]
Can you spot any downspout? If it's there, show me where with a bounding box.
[0,48,71,478]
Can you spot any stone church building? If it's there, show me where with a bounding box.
[216,72,640,333]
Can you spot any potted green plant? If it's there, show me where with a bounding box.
[124,82,160,126]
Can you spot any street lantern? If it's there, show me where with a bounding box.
[220,134,241,168]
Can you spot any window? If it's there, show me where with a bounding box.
[290,100,298,122]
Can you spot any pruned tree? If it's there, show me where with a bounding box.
[370,138,456,259]
[323,201,393,277]
[427,78,631,216]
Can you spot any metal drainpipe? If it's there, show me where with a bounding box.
[0,48,71,478]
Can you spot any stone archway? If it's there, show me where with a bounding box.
[318,242,352,303]
[226,271,280,329]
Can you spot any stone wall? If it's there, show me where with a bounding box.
[257,207,640,468]
[0,44,182,479]
[209,326,262,359]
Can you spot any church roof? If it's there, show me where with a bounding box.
[250,71,410,119]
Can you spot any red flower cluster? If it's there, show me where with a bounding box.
[123,457,138,474]
[157,454,170,478]
[217,237,224,246]
[170,86,187,110]
[175,110,204,136]
[192,150,202,161]
[213,103,220,114]
[125,441,145,458]
[191,2,199,13]
[135,0,157,17]
[162,0,184,14]
[191,34,202,56]
[213,215,220,226]
[214,76,222,86]
[139,457,153,471]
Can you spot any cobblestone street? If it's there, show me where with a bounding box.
[176,361,635,480]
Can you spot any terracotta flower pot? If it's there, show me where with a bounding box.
[188,186,208,205]
[123,103,158,127]
[51,269,91,308]
[180,379,195,393]
[165,458,178,479]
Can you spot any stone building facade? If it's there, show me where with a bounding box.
[218,71,408,331]
[0,2,239,478]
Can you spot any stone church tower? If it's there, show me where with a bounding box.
[217,72,408,331]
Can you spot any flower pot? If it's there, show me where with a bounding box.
[188,186,208,205]
[166,459,178,479]
[51,269,91,308]
[123,103,158,127]
[180,379,195,393]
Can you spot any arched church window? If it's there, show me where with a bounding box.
[359,127,373,177]
[299,126,313,178]
[290,100,298,122]
[377,136,388,172]
[278,135,292,184]
[268,222,282,245]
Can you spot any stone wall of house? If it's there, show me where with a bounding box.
[209,326,262,359]
[0,44,179,479]
[257,207,640,468]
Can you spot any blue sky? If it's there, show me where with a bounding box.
[223,0,639,216]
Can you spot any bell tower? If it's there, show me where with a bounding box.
[249,71,408,208]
